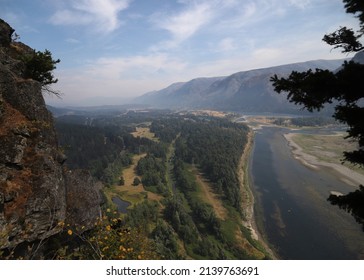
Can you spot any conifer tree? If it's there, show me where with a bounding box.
[271,0,364,230]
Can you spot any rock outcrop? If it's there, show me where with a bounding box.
[0,19,101,250]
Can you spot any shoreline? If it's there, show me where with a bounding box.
[284,133,364,187]
[238,128,277,259]
[238,121,364,259]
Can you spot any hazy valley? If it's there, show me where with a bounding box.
[1,16,364,260]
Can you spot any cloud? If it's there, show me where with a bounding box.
[66,38,81,44]
[150,2,214,50]
[50,53,188,104]
[289,0,311,10]
[212,0,315,32]
[50,0,130,33]
[216,37,237,52]
[149,0,315,51]
[87,54,187,79]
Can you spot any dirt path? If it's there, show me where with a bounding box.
[192,168,228,220]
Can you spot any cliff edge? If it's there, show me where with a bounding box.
[0,19,101,251]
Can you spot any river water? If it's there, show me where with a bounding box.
[249,126,364,259]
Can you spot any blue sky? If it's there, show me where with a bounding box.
[0,0,359,106]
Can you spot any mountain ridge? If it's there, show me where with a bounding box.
[134,58,349,113]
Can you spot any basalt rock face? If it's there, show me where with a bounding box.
[65,169,102,228]
[0,19,101,250]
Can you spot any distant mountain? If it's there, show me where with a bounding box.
[138,77,225,108]
[47,104,147,117]
[352,50,364,64]
[134,59,347,114]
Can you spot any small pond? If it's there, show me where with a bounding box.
[112,197,131,214]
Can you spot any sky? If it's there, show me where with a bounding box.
[0,0,360,106]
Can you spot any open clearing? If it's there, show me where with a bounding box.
[191,167,228,220]
[105,153,163,211]
[131,127,158,141]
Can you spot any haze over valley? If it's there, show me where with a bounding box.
[1,0,364,262]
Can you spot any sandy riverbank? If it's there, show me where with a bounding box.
[284,133,364,187]
[239,130,258,239]
[238,129,277,259]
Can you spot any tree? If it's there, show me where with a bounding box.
[119,176,125,186]
[132,177,141,186]
[270,0,364,230]
[23,49,61,96]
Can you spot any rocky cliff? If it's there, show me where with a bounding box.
[0,19,101,251]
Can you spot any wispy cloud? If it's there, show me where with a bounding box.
[88,54,187,79]
[50,0,130,33]
[50,52,189,105]
[150,2,215,50]
[216,37,237,52]
[66,38,80,44]
[148,0,315,52]
[289,0,311,10]
[212,0,314,32]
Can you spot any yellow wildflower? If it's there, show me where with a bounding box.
[67,229,73,235]
[102,246,109,252]
[106,225,111,231]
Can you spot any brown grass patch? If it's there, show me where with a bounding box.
[114,154,162,204]
[131,127,158,141]
[191,167,228,220]
[189,110,228,118]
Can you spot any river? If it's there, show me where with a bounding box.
[249,126,364,259]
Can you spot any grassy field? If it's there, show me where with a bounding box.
[291,133,364,175]
[131,127,158,141]
[191,167,228,220]
[103,153,163,213]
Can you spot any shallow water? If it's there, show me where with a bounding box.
[112,197,131,214]
[250,126,364,259]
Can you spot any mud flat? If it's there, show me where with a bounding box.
[284,133,364,187]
